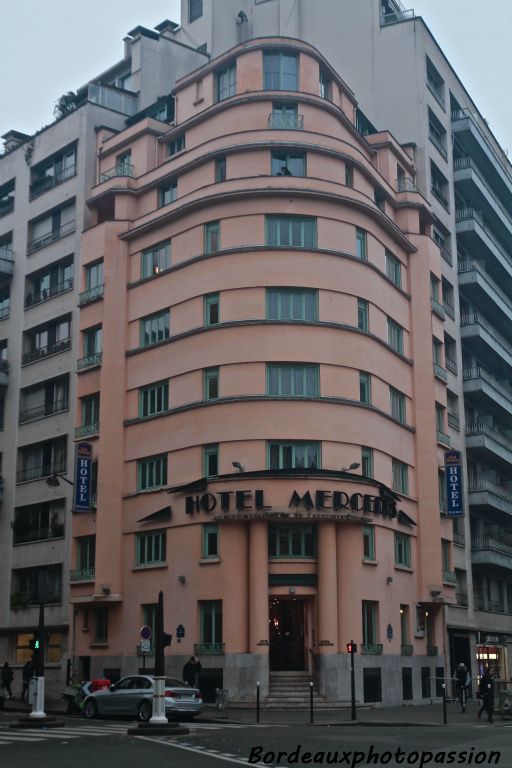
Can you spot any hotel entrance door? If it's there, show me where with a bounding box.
[269,598,306,671]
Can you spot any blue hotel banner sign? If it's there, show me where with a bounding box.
[75,442,92,511]
[445,449,464,516]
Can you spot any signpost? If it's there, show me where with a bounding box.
[347,642,357,721]
[140,626,152,671]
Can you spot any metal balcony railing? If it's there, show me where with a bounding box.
[468,478,512,504]
[74,422,99,438]
[431,184,449,209]
[0,198,14,217]
[445,357,457,374]
[361,643,383,655]
[427,645,438,656]
[463,366,512,405]
[439,246,452,266]
[22,338,71,365]
[472,537,512,557]
[426,79,445,109]
[431,296,446,319]
[13,525,64,545]
[79,284,104,306]
[401,644,413,656]
[0,250,14,279]
[70,567,95,582]
[17,461,66,483]
[100,164,134,182]
[194,643,225,655]
[453,532,465,546]
[19,399,68,424]
[433,362,448,382]
[437,430,451,446]
[447,412,460,430]
[443,301,455,320]
[268,113,304,130]
[27,219,76,254]
[77,352,102,370]
[442,570,457,584]
[29,164,76,199]
[25,277,73,307]
[466,422,512,452]
[396,177,419,193]
[452,109,512,185]
[455,591,468,607]
[429,132,448,160]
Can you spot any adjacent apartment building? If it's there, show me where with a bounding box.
[69,32,457,707]
[177,0,512,691]
[0,25,206,694]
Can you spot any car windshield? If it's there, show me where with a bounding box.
[164,677,188,688]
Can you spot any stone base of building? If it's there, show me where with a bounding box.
[87,652,446,707]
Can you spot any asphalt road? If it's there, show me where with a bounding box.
[0,711,510,767]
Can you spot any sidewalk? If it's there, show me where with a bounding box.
[2,696,508,727]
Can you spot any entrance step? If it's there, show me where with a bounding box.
[267,671,332,708]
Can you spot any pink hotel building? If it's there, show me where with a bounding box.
[68,37,455,706]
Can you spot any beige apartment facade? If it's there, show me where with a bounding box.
[69,37,456,706]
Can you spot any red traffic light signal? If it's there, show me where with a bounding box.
[346,642,358,654]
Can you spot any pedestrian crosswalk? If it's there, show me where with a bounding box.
[0,722,129,746]
[0,719,281,745]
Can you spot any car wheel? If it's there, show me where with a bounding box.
[138,700,152,723]
[84,699,98,719]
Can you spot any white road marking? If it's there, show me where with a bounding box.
[134,734,268,766]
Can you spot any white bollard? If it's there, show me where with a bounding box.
[29,677,46,719]
[150,676,168,724]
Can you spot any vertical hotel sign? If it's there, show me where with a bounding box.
[75,442,92,511]
[445,449,464,516]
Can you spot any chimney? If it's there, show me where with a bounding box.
[2,130,31,154]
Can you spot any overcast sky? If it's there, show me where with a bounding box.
[1,1,511,152]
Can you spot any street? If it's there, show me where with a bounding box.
[0,704,510,768]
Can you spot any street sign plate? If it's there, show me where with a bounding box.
[140,639,151,653]
[140,625,152,640]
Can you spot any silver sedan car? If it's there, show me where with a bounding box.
[83,675,203,722]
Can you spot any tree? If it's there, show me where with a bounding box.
[54,91,79,120]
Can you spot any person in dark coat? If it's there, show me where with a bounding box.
[478,667,495,723]
[1,662,14,699]
[182,656,201,687]
[21,660,34,703]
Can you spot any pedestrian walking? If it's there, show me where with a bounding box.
[182,655,202,687]
[1,662,14,699]
[21,659,34,703]
[478,667,494,724]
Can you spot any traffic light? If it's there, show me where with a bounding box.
[163,633,172,647]
[346,642,358,654]
[29,638,40,651]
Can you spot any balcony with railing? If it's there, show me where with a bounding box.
[455,591,468,607]
[460,312,512,377]
[77,352,102,371]
[75,422,99,439]
[100,164,134,183]
[443,301,455,320]
[455,208,512,286]
[472,537,512,571]
[27,219,76,254]
[194,643,225,655]
[465,422,512,470]
[437,430,451,447]
[431,183,449,210]
[29,164,77,199]
[22,338,71,366]
[468,478,512,517]
[396,177,419,193]
[361,643,383,655]
[458,259,512,337]
[0,197,14,217]
[442,570,457,584]
[19,399,68,424]
[463,366,512,421]
[427,646,438,656]
[400,644,413,656]
[451,109,512,200]
[268,113,304,130]
[25,278,73,308]
[87,83,139,116]
[431,296,446,320]
[0,359,8,387]
[17,461,66,484]
[429,131,448,161]
[433,362,448,382]
[70,567,95,582]
[13,523,64,545]
[79,284,104,306]
[447,412,460,430]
